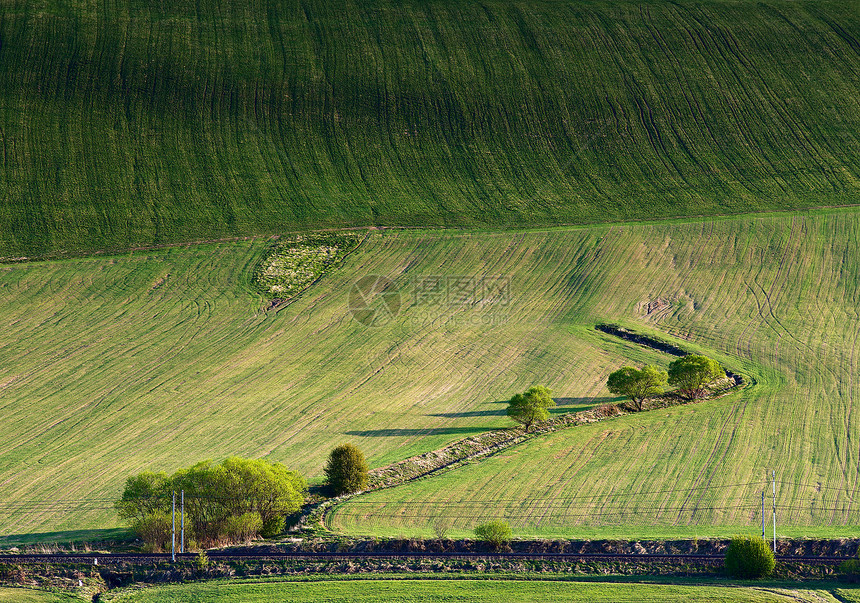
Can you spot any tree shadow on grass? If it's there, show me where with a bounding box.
[428,409,507,418]
[0,527,131,546]
[344,427,491,437]
[435,397,619,418]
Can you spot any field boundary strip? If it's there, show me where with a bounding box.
[302,325,745,533]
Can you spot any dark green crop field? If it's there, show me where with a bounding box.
[0,0,858,256]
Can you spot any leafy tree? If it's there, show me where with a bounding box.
[114,471,170,524]
[324,443,369,496]
[116,457,306,547]
[668,354,725,400]
[216,456,306,537]
[724,535,775,579]
[506,385,555,431]
[607,365,668,411]
[474,520,512,551]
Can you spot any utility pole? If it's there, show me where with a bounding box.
[172,491,176,562]
[772,470,776,553]
[180,490,185,554]
[761,491,765,538]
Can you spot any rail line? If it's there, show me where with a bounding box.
[0,552,847,565]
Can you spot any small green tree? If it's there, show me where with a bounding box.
[474,520,512,551]
[506,385,555,431]
[324,443,369,496]
[668,354,725,400]
[606,365,668,411]
[724,535,775,579]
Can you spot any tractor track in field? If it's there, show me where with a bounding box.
[0,552,847,566]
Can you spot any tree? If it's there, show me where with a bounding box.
[474,521,512,551]
[607,365,668,411]
[724,535,775,579]
[506,385,555,431]
[668,354,725,400]
[114,471,170,524]
[216,456,306,537]
[115,457,306,547]
[324,443,369,496]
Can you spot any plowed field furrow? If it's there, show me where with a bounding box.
[321,211,860,539]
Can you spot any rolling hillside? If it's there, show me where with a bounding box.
[331,209,860,538]
[1,0,859,256]
[2,209,860,539]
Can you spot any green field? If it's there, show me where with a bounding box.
[331,209,860,537]
[98,578,850,603]
[1,0,859,257]
[3,209,860,540]
[0,588,77,602]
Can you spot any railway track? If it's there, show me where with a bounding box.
[0,552,848,565]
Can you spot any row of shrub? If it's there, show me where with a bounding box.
[116,444,372,550]
[115,457,307,550]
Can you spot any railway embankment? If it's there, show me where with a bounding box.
[1,537,854,596]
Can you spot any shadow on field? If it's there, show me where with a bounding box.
[427,409,507,418]
[344,427,490,437]
[482,396,616,413]
[0,527,130,546]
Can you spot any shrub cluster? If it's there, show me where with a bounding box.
[724,535,775,579]
[115,457,306,549]
[474,521,512,551]
[253,233,362,299]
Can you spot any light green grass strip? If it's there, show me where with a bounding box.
[0,588,78,602]
[2,210,860,540]
[99,578,826,603]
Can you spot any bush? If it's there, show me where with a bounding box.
[724,535,775,579]
[131,511,172,552]
[474,521,512,551]
[839,558,860,582]
[261,515,285,539]
[595,403,621,418]
[223,512,263,543]
[116,456,306,548]
[324,443,369,496]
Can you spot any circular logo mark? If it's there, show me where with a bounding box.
[348,275,401,327]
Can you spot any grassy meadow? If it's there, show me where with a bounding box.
[1,0,859,256]
[330,209,860,538]
[0,588,78,602]
[2,209,860,540]
[98,578,848,603]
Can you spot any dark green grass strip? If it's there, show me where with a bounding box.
[0,0,859,256]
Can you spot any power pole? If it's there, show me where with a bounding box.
[761,491,765,538]
[772,470,776,553]
[172,491,176,562]
[180,490,185,554]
